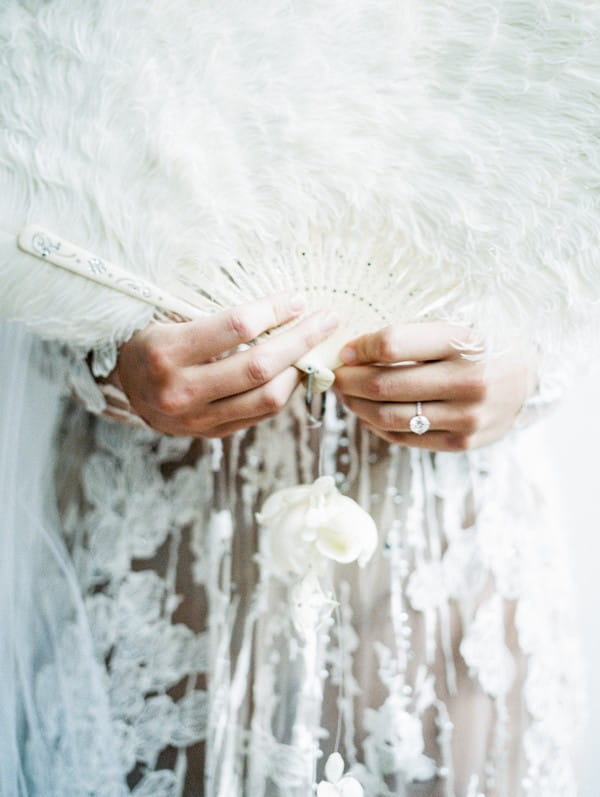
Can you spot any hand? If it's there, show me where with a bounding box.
[334,322,537,451]
[116,293,339,437]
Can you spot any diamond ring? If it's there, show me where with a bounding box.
[409,401,431,435]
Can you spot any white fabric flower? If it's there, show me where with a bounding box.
[363,699,437,783]
[316,753,364,797]
[289,571,338,639]
[257,476,377,575]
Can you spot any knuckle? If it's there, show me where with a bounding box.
[375,404,397,429]
[303,318,328,349]
[155,391,180,414]
[304,327,322,349]
[461,375,487,401]
[365,373,389,400]
[246,353,273,385]
[377,328,399,362]
[460,410,481,435]
[155,385,189,415]
[446,433,472,452]
[228,309,256,343]
[261,384,288,412]
[145,342,172,377]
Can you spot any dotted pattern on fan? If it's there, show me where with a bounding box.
[168,245,447,387]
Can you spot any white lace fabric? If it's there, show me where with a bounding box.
[49,391,582,797]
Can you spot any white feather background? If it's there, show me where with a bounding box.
[0,0,598,367]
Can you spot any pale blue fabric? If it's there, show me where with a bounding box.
[0,321,124,795]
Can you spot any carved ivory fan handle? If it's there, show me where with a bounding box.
[15,225,334,392]
[17,225,204,322]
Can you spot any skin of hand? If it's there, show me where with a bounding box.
[116,293,338,437]
[334,321,538,452]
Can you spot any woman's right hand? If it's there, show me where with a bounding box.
[116,293,338,437]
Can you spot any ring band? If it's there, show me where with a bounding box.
[409,401,431,435]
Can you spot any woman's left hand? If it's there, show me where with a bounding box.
[334,322,537,451]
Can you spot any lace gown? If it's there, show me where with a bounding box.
[51,389,581,797]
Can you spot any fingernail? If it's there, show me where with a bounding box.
[340,346,357,364]
[288,293,306,313]
[320,312,339,333]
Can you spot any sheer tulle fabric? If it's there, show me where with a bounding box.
[0,322,125,795]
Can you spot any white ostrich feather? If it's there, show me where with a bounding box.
[0,0,598,376]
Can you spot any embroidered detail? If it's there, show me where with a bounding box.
[51,399,581,795]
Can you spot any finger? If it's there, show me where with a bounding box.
[335,360,487,403]
[166,292,308,365]
[194,367,300,427]
[340,396,482,434]
[139,410,277,439]
[362,424,482,453]
[183,309,339,401]
[339,321,479,366]
[201,412,278,438]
